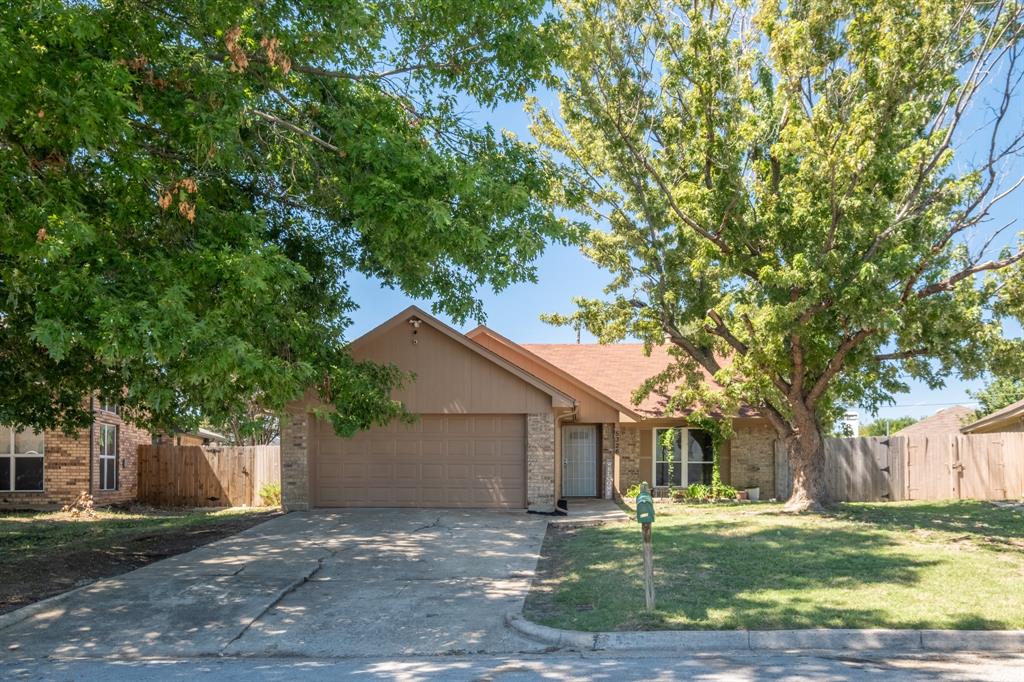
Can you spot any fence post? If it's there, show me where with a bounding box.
[951,435,961,500]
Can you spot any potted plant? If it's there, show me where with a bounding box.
[735,489,749,501]
[744,484,760,502]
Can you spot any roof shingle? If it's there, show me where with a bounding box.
[892,405,975,437]
[519,343,757,418]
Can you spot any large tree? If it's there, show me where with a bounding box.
[971,376,1024,414]
[1,1,565,435]
[534,0,1024,510]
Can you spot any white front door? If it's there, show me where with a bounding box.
[562,425,598,497]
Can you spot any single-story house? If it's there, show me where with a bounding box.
[893,405,975,438]
[961,397,1024,434]
[281,306,776,511]
[1,399,150,509]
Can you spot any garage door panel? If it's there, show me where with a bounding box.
[421,440,443,458]
[473,464,497,478]
[394,463,420,480]
[421,415,446,434]
[473,440,497,457]
[370,440,395,456]
[498,416,523,436]
[446,440,470,458]
[313,414,526,508]
[394,440,420,457]
[500,463,523,479]
[420,487,444,504]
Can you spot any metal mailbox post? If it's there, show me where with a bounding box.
[635,482,656,610]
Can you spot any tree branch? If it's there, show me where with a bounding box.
[249,110,344,156]
[915,250,1024,298]
[704,309,748,355]
[874,348,929,362]
[806,329,874,405]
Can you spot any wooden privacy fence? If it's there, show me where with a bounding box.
[137,444,280,507]
[775,433,1024,502]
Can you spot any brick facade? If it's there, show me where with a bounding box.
[601,423,614,499]
[727,421,777,495]
[280,411,310,511]
[0,404,150,509]
[616,426,641,497]
[527,412,555,512]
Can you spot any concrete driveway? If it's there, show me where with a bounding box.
[0,510,551,659]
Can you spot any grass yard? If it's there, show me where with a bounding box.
[525,500,1024,631]
[0,506,280,614]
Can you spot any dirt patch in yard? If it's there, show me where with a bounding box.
[0,507,281,615]
[523,525,581,623]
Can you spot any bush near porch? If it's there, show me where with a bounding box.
[524,501,1024,631]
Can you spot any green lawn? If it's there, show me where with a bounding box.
[525,500,1024,631]
[0,506,279,613]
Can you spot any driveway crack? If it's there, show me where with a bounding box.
[412,516,443,533]
[219,545,337,655]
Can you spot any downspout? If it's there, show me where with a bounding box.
[88,395,95,494]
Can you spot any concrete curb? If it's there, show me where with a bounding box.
[505,612,1024,653]
[0,582,91,634]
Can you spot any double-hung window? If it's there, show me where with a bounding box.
[99,423,118,491]
[1,427,45,492]
[653,428,714,487]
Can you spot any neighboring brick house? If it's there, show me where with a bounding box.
[0,399,150,509]
[282,306,779,511]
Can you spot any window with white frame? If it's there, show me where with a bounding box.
[653,427,714,487]
[0,426,45,492]
[98,400,119,416]
[99,423,118,491]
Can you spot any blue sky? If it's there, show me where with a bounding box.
[347,77,1022,425]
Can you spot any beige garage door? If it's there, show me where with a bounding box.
[313,414,526,508]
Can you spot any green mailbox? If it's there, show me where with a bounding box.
[635,482,655,524]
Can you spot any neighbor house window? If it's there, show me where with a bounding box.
[0,427,45,492]
[98,400,118,415]
[99,423,118,491]
[653,428,714,487]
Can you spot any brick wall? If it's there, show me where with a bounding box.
[527,412,555,512]
[0,404,149,509]
[280,411,310,511]
[601,423,614,499]
[91,410,148,506]
[727,421,777,494]
[616,426,641,497]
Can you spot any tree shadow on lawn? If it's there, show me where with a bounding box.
[830,501,1024,549]
[526,518,957,631]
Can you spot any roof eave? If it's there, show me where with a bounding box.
[353,307,576,408]
[467,325,645,420]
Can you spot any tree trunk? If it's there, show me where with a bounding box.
[782,413,830,512]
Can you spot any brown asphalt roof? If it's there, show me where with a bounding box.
[892,405,976,437]
[520,343,759,419]
[961,397,1024,433]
